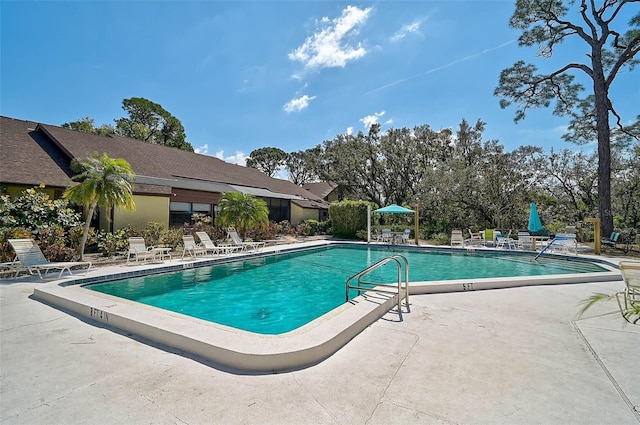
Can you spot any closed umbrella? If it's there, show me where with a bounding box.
[528,203,543,233]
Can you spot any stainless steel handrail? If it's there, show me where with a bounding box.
[345,254,409,311]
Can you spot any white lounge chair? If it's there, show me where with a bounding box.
[182,235,208,259]
[547,234,578,255]
[195,231,239,255]
[227,228,265,251]
[8,238,92,279]
[617,261,640,324]
[451,230,465,247]
[127,237,158,264]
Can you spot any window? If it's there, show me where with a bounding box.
[169,202,212,227]
[261,198,290,223]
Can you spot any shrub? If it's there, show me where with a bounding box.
[42,245,76,262]
[296,222,311,237]
[330,200,377,239]
[430,232,450,245]
[96,228,129,257]
[162,227,184,249]
[248,221,278,241]
[0,186,82,261]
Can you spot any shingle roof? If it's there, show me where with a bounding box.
[292,199,329,209]
[303,181,338,200]
[1,116,327,205]
[0,117,74,188]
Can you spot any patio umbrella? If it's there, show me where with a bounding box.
[528,203,542,233]
[369,204,418,244]
[374,204,414,214]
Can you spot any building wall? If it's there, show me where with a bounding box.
[291,203,320,225]
[3,184,63,200]
[109,195,170,231]
[326,191,339,203]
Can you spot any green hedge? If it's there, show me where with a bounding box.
[329,200,377,238]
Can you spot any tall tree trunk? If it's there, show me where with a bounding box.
[78,201,97,261]
[592,49,614,237]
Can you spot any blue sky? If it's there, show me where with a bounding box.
[1,1,638,168]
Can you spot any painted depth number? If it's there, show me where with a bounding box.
[89,307,109,323]
[462,282,476,291]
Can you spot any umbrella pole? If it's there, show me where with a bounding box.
[367,204,371,243]
[414,204,419,246]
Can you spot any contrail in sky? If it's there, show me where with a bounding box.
[364,39,517,96]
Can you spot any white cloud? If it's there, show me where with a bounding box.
[215,150,247,166]
[194,144,208,155]
[360,110,386,128]
[384,118,394,125]
[284,94,317,113]
[346,126,353,135]
[390,21,421,42]
[288,5,372,69]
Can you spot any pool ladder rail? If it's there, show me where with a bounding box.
[346,254,409,312]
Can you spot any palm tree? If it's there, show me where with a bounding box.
[64,153,135,260]
[215,192,269,239]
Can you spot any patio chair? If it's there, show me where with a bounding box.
[127,237,158,265]
[227,227,265,251]
[400,229,411,244]
[1,256,20,276]
[182,235,208,259]
[516,232,533,250]
[466,229,482,246]
[616,261,640,324]
[8,238,92,279]
[450,230,465,247]
[601,232,621,249]
[495,232,516,249]
[548,234,578,255]
[483,229,496,247]
[195,231,234,255]
[380,229,392,244]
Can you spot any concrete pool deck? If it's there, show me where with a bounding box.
[1,244,639,424]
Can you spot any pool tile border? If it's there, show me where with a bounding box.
[32,241,621,372]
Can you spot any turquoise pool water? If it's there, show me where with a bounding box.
[88,245,607,334]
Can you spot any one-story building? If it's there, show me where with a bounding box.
[0,116,329,231]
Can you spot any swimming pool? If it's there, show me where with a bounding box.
[87,245,608,335]
[33,241,619,372]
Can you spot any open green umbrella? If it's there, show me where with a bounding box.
[374,204,414,214]
[370,204,418,245]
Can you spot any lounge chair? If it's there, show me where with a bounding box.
[227,227,265,251]
[127,237,158,265]
[182,235,208,259]
[549,234,578,255]
[8,238,92,279]
[1,256,20,276]
[450,230,465,247]
[616,261,640,324]
[195,231,237,255]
